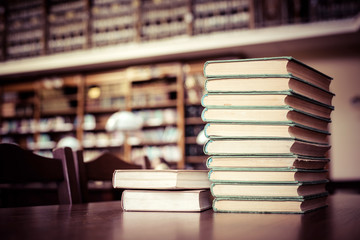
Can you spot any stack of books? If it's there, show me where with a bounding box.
[112,170,212,212]
[201,56,334,214]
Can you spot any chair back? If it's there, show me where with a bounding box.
[74,151,144,202]
[0,143,81,207]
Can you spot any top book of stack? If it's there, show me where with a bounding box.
[203,56,333,92]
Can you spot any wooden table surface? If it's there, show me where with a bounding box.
[1,192,359,240]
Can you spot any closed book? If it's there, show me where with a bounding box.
[208,169,328,184]
[201,92,333,119]
[211,182,328,199]
[112,170,211,190]
[206,155,329,170]
[203,139,330,157]
[203,57,332,91]
[204,123,330,144]
[121,189,212,212]
[212,195,328,214]
[204,76,334,105]
[201,108,330,132]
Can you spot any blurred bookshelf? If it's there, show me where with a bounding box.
[0,0,358,63]
[0,0,359,169]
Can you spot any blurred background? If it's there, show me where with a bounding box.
[0,0,359,185]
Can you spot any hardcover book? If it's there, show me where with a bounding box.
[203,138,330,157]
[203,57,332,91]
[201,92,333,119]
[206,155,329,170]
[210,182,328,199]
[212,195,328,214]
[204,123,330,144]
[208,169,328,184]
[112,170,211,190]
[201,107,330,132]
[121,189,212,212]
[204,76,334,105]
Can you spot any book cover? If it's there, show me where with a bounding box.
[208,168,328,184]
[203,138,330,157]
[212,195,328,214]
[121,189,212,212]
[206,155,330,170]
[204,76,335,104]
[201,91,334,119]
[210,182,328,199]
[203,57,332,91]
[201,107,330,132]
[204,122,330,144]
[112,169,211,190]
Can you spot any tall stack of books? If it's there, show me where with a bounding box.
[201,56,334,214]
[112,169,212,212]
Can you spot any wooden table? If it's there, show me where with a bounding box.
[1,193,359,240]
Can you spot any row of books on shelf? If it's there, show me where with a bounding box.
[131,145,181,163]
[83,126,179,148]
[92,15,135,30]
[134,108,177,126]
[0,117,74,135]
[2,0,359,60]
[0,108,178,135]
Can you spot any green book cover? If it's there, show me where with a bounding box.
[210,182,329,200]
[205,155,330,170]
[207,168,328,184]
[203,138,330,157]
[212,195,328,214]
[203,122,330,138]
[203,56,333,80]
[201,91,334,110]
[201,106,331,123]
[204,75,335,96]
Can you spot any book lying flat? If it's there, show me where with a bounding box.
[203,57,332,91]
[204,139,330,157]
[204,76,334,105]
[212,196,328,214]
[201,92,333,119]
[204,123,330,144]
[121,189,212,212]
[206,155,329,170]
[201,107,330,132]
[211,182,328,199]
[112,170,211,190]
[208,169,328,184]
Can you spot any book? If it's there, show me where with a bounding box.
[206,155,329,170]
[212,196,328,214]
[211,182,328,199]
[201,108,330,132]
[112,170,211,190]
[204,139,330,157]
[121,189,212,212]
[203,57,332,91]
[201,92,333,119]
[204,123,330,144]
[204,76,334,105]
[208,169,328,184]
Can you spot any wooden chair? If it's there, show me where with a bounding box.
[0,143,81,207]
[73,150,148,202]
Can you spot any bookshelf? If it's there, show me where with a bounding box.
[0,0,359,173]
[5,0,45,60]
[47,0,89,54]
[183,61,207,166]
[82,63,186,168]
[0,81,40,150]
[0,0,357,63]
